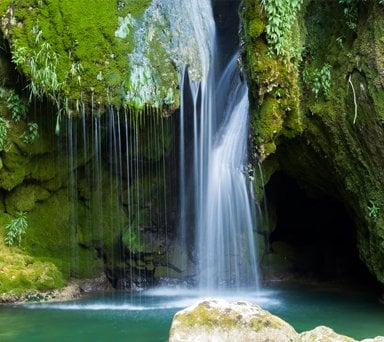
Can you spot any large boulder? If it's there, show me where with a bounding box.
[169,299,384,342]
[169,299,298,342]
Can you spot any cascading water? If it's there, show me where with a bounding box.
[60,0,258,291]
[197,57,259,289]
[178,0,259,290]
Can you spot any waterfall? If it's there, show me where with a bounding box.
[59,0,258,290]
[197,57,259,289]
[178,1,259,290]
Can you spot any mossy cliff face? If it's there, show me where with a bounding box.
[243,0,384,283]
[0,0,179,110]
[0,59,182,298]
[241,0,304,159]
[0,1,193,296]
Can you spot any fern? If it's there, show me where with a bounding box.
[5,212,28,247]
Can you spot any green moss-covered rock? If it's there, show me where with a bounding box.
[0,216,64,298]
[5,184,50,214]
[22,189,102,279]
[244,1,384,284]
[169,299,298,342]
[170,300,381,341]
[0,1,180,110]
[0,251,64,296]
[241,0,304,161]
[0,143,30,191]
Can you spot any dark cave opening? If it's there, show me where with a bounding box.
[264,171,378,288]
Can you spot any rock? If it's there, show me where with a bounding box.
[5,184,50,214]
[169,299,384,342]
[169,299,298,342]
[77,274,113,293]
[298,326,357,342]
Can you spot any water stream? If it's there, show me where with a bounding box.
[178,0,259,290]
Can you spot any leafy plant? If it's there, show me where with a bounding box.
[28,40,61,101]
[21,122,39,144]
[303,63,332,98]
[5,211,28,247]
[12,26,62,103]
[0,117,8,151]
[260,0,304,59]
[339,0,358,30]
[368,200,379,220]
[11,45,27,66]
[6,90,28,122]
[336,36,344,48]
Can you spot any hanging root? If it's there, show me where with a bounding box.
[348,75,358,124]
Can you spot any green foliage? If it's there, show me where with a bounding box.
[368,200,379,220]
[338,0,384,32]
[303,63,332,98]
[21,122,39,144]
[338,0,358,31]
[0,117,8,151]
[260,0,304,59]
[6,90,28,122]
[11,26,62,102]
[5,0,153,108]
[5,211,28,247]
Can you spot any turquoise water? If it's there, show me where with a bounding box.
[1,284,384,341]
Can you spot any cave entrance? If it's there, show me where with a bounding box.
[263,171,376,287]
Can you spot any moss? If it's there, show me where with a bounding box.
[253,96,284,143]
[177,305,238,329]
[250,316,281,332]
[0,1,11,17]
[0,214,64,294]
[0,0,152,106]
[243,1,384,283]
[5,184,50,214]
[0,253,64,294]
[20,189,104,279]
[0,143,29,191]
[242,0,304,161]
[1,0,179,111]
[29,153,63,181]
